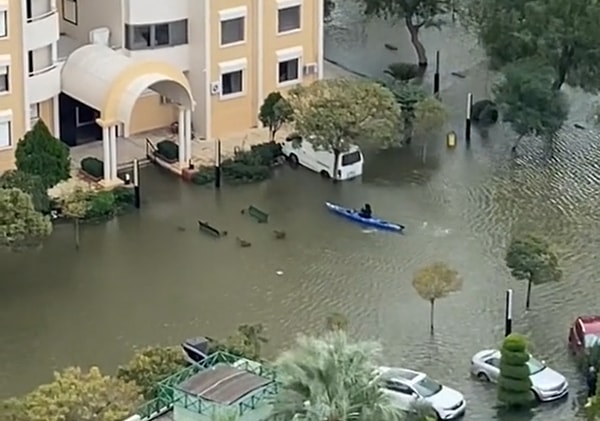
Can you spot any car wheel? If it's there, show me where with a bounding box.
[288,154,299,168]
[477,372,490,382]
[320,170,330,178]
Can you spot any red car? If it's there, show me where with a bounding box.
[568,315,600,356]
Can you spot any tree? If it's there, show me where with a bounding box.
[325,312,349,331]
[498,333,533,408]
[13,366,141,421]
[463,0,600,91]
[412,262,462,334]
[324,0,336,22]
[209,324,268,360]
[116,346,186,399]
[61,187,90,249]
[15,120,70,188]
[0,188,52,251]
[259,92,293,141]
[0,170,50,213]
[505,233,561,310]
[272,330,403,421]
[493,61,569,152]
[360,0,449,66]
[288,79,400,179]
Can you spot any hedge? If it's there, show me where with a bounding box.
[156,140,179,162]
[81,157,104,179]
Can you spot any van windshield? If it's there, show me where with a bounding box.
[341,151,361,166]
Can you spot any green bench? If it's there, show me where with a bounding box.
[247,205,269,223]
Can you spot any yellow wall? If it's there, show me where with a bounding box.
[39,98,54,133]
[0,0,27,172]
[210,0,256,138]
[129,94,177,135]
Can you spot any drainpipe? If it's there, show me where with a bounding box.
[317,0,324,79]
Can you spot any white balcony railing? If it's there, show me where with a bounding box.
[28,63,61,103]
[25,9,59,50]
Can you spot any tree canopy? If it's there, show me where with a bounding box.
[360,0,449,66]
[288,78,400,153]
[463,0,600,91]
[116,346,186,399]
[498,333,533,408]
[259,91,293,141]
[209,323,268,361]
[0,188,52,251]
[412,262,462,334]
[2,367,141,421]
[273,331,403,421]
[0,170,50,213]
[15,120,70,188]
[493,61,569,151]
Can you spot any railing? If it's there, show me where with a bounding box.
[145,138,157,160]
[26,8,56,23]
[28,63,57,78]
[136,397,171,421]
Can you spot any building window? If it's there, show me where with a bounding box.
[219,7,246,46]
[0,120,11,149]
[27,0,52,21]
[28,45,53,75]
[125,20,188,50]
[0,66,9,93]
[0,11,7,38]
[62,0,77,24]
[277,48,302,87]
[277,3,301,34]
[221,70,243,97]
[30,103,40,126]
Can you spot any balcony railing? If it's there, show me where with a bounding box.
[28,63,57,78]
[27,7,56,23]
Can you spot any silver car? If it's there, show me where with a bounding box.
[470,349,569,402]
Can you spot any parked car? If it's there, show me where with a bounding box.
[568,315,600,357]
[376,367,466,419]
[470,349,568,402]
[281,134,363,180]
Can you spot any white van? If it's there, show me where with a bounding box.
[281,134,364,180]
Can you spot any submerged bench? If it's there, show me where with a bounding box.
[246,205,269,223]
[197,220,226,237]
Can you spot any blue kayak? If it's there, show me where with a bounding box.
[325,202,404,232]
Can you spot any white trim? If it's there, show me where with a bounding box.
[276,47,303,88]
[218,58,247,100]
[276,1,302,35]
[0,10,7,39]
[0,110,12,151]
[204,0,212,141]
[0,64,9,96]
[256,0,264,126]
[317,0,324,79]
[52,95,60,135]
[219,7,247,47]
[0,54,10,66]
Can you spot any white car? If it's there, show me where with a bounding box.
[377,367,466,420]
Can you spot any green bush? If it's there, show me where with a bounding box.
[249,141,282,165]
[113,187,135,208]
[384,62,421,82]
[0,170,50,213]
[191,167,215,186]
[81,157,104,179]
[86,190,117,220]
[222,161,271,184]
[156,140,179,161]
[15,120,71,188]
[498,333,533,408]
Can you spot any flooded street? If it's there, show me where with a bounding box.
[1,3,600,421]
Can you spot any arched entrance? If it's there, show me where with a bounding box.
[61,44,195,183]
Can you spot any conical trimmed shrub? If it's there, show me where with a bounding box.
[498,333,533,408]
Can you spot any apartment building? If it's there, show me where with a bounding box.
[0,0,324,182]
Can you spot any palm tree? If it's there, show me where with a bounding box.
[271,331,404,421]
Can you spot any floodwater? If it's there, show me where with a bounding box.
[2,3,600,421]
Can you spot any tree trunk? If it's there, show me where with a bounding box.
[333,148,340,182]
[429,299,435,335]
[511,134,525,154]
[74,218,80,250]
[552,46,574,91]
[405,17,427,67]
[525,279,532,310]
[269,127,276,141]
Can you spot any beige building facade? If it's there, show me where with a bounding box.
[0,0,324,182]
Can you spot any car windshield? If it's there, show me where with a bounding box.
[585,334,600,348]
[341,151,361,166]
[412,376,443,398]
[527,357,546,375]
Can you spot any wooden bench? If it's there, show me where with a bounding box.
[247,205,268,223]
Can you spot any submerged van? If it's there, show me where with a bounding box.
[281,134,363,180]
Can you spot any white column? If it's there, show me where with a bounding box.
[109,125,117,180]
[184,109,192,163]
[102,126,110,181]
[178,107,185,167]
[52,95,60,136]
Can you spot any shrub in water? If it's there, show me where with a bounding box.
[156,140,179,161]
[498,333,533,408]
[0,170,50,213]
[222,161,270,184]
[86,190,117,220]
[385,62,421,82]
[191,167,215,186]
[113,187,135,208]
[250,142,282,165]
[81,157,104,179]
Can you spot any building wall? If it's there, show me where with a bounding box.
[39,97,54,132]
[129,93,176,135]
[187,0,207,140]
[58,0,123,48]
[0,0,28,172]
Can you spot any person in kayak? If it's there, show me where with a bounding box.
[358,203,372,218]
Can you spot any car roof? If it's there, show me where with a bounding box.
[378,366,425,384]
[473,349,499,361]
[578,316,600,333]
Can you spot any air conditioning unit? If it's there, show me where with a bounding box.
[303,63,318,76]
[89,27,110,46]
[210,82,221,95]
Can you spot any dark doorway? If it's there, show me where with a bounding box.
[59,93,102,147]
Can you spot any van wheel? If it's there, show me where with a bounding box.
[288,154,299,168]
[320,170,330,179]
[477,372,490,382]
